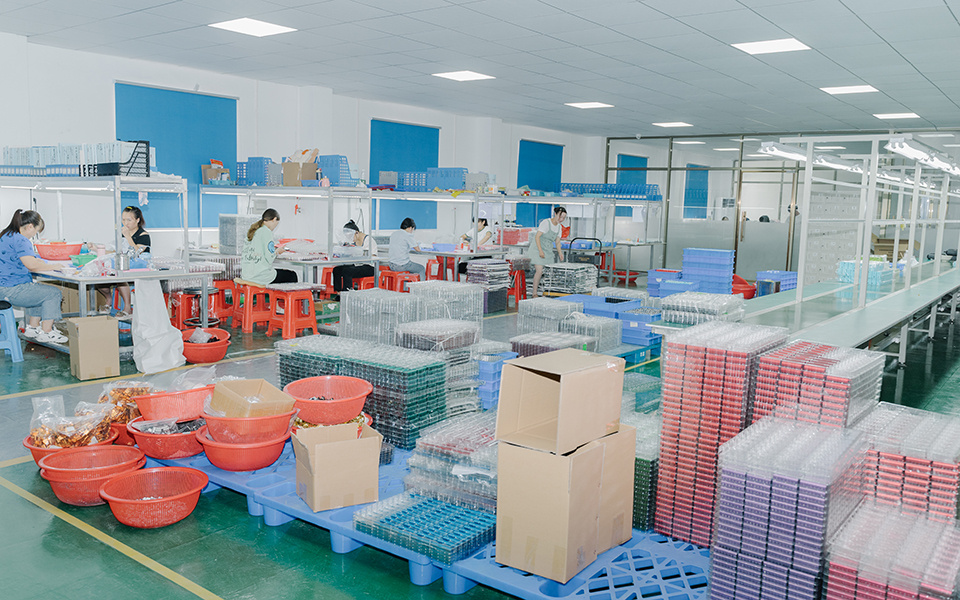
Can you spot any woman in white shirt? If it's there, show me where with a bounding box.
[457,218,493,277]
[526,206,567,297]
[332,220,377,293]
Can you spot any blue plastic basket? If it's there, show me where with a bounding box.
[317,155,358,186]
[243,157,272,186]
[427,167,466,190]
[396,172,428,192]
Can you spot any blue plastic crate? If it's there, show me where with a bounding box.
[650,269,682,282]
[478,379,500,393]
[661,280,700,296]
[396,171,428,192]
[243,157,273,186]
[426,167,466,190]
[683,248,735,258]
[623,330,661,346]
[584,299,644,319]
[620,311,661,325]
[318,155,359,186]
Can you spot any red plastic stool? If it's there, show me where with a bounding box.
[378,270,399,291]
[266,288,317,339]
[211,280,235,327]
[233,279,272,333]
[508,270,527,306]
[425,258,444,281]
[353,276,377,290]
[318,268,334,299]
[394,272,420,292]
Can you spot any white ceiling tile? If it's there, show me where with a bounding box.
[467,0,562,22]
[779,16,881,49]
[298,2,392,23]
[612,18,698,40]
[860,8,960,42]
[570,2,667,27]
[641,0,747,18]
[354,0,449,12]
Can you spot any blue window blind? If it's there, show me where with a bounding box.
[115,83,237,228]
[684,164,709,219]
[517,140,563,193]
[616,154,648,216]
[369,120,440,229]
[515,203,553,228]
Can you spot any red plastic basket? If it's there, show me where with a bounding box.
[22,428,119,467]
[195,426,289,472]
[181,329,231,364]
[42,459,146,506]
[282,376,372,425]
[111,421,137,446]
[35,243,83,260]
[134,385,215,422]
[202,409,296,444]
[126,417,203,460]
[99,467,208,528]
[38,445,145,480]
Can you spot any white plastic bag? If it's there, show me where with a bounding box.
[132,279,185,374]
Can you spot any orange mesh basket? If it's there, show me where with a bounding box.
[99,467,208,528]
[282,376,372,425]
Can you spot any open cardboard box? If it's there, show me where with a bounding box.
[211,379,295,418]
[496,348,624,455]
[65,316,120,380]
[496,425,636,583]
[292,423,382,512]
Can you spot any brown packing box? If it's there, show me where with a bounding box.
[496,348,624,455]
[64,316,120,380]
[201,166,230,184]
[292,423,382,512]
[211,379,296,418]
[282,162,310,187]
[495,426,636,583]
[300,162,318,182]
[41,281,80,315]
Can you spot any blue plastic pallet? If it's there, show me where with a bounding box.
[153,446,709,599]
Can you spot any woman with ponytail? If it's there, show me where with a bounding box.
[0,210,68,343]
[240,208,298,286]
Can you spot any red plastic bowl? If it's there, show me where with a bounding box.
[126,417,203,460]
[181,329,231,364]
[42,460,146,506]
[732,274,757,300]
[38,445,145,480]
[195,426,289,472]
[283,376,373,425]
[22,428,120,467]
[35,243,83,260]
[99,467,208,528]
[135,385,215,422]
[202,410,296,444]
[111,421,137,446]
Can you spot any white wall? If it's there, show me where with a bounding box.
[0,32,603,257]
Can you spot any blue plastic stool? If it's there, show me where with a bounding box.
[0,301,24,363]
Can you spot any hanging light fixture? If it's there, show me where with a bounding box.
[758,141,807,161]
[813,154,863,173]
[886,137,960,177]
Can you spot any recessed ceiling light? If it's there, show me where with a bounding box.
[732,38,810,55]
[653,122,692,128]
[918,133,956,138]
[944,144,960,147]
[208,17,296,37]
[874,113,921,119]
[747,154,770,158]
[564,102,613,109]
[820,85,878,95]
[674,141,706,145]
[714,148,740,152]
[815,146,846,150]
[432,71,495,82]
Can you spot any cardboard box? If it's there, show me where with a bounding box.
[495,426,636,583]
[64,316,120,380]
[201,166,230,184]
[293,423,382,512]
[300,162,317,182]
[282,162,302,187]
[211,379,296,418]
[41,281,80,315]
[496,348,624,455]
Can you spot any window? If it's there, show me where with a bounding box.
[369,119,440,229]
[684,164,709,219]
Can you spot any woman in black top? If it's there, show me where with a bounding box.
[94,206,151,316]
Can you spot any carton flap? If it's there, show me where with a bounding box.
[505,348,624,376]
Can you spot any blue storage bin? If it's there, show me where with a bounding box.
[243,157,272,186]
[479,380,500,393]
[318,155,359,186]
[396,171,428,192]
[620,311,661,325]
[426,167,467,190]
[584,299,644,319]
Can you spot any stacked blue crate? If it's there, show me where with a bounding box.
[682,248,734,294]
[318,155,359,186]
[660,279,700,297]
[755,270,798,291]
[477,351,517,410]
[426,167,467,190]
[646,269,682,297]
[620,307,662,347]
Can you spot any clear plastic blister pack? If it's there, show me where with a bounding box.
[659,291,745,325]
[559,312,622,352]
[465,259,511,290]
[509,331,599,356]
[516,297,583,334]
[538,263,598,294]
[339,288,421,346]
[407,280,484,322]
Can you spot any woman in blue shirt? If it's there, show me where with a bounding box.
[388,217,425,278]
[0,210,67,343]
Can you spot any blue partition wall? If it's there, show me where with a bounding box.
[370,120,440,229]
[115,83,237,228]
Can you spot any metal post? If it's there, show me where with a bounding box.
[785,172,798,270]
[904,166,921,289]
[899,321,909,367]
[934,175,950,277]
[794,143,816,304]
[661,140,673,269]
[858,141,879,309]
[114,178,123,257]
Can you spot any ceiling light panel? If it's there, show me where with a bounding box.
[653,122,693,127]
[731,38,810,55]
[820,85,878,95]
[208,18,296,37]
[713,148,740,152]
[432,71,495,81]
[565,102,614,109]
[674,141,706,145]
[918,133,956,138]
[874,112,921,119]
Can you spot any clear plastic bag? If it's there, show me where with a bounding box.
[188,328,213,344]
[30,396,112,448]
[172,366,218,391]
[203,394,226,417]
[130,417,179,435]
[97,380,155,424]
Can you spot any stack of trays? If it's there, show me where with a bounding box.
[339,288,421,346]
[538,263,597,294]
[660,279,700,297]
[752,341,883,427]
[516,297,583,334]
[660,291,745,325]
[620,410,661,531]
[756,270,798,291]
[619,308,662,346]
[408,281,484,322]
[509,331,598,356]
[647,269,681,298]
[682,248,734,294]
[622,372,661,413]
[559,313,622,352]
[476,352,517,410]
[656,321,788,547]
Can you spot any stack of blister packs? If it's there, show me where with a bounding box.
[466,259,511,314]
[656,321,788,546]
[339,288,421,345]
[620,408,661,531]
[353,493,497,564]
[516,297,583,334]
[752,341,883,427]
[710,418,865,600]
[539,263,598,294]
[660,292,745,325]
[275,336,446,449]
[559,312,622,352]
[218,213,259,255]
[395,319,483,418]
[509,331,598,356]
[592,286,652,304]
[619,307,663,346]
[854,402,960,519]
[824,501,960,600]
[622,372,661,413]
[403,410,499,513]
[408,280,484,322]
